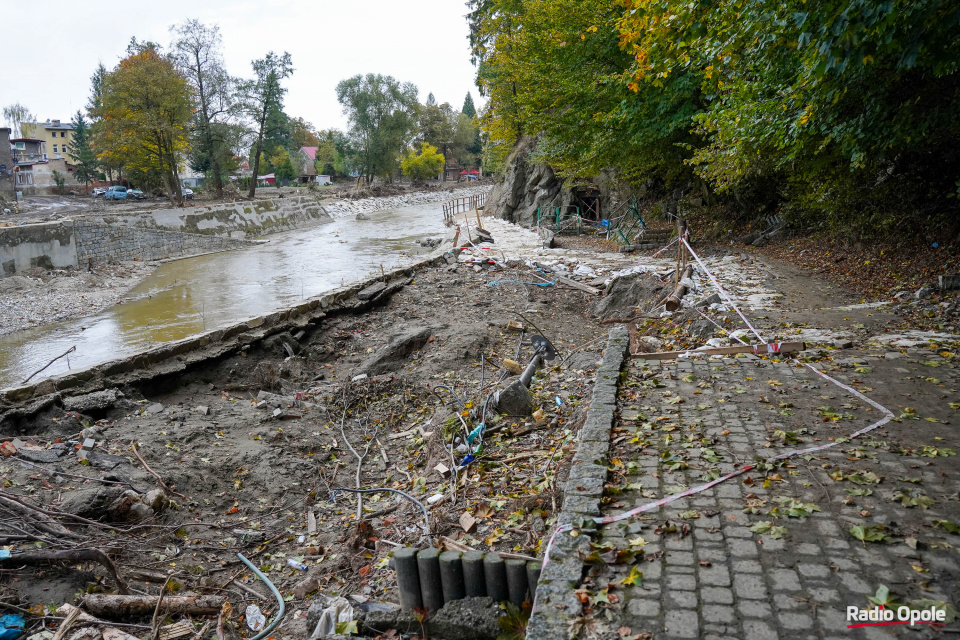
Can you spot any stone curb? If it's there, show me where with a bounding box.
[526,325,629,640]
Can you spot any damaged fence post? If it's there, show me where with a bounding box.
[393,548,423,612]
[439,551,466,604]
[417,548,444,612]
[462,551,487,598]
[505,558,529,606]
[483,552,509,603]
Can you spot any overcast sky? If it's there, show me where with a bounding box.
[1,0,483,132]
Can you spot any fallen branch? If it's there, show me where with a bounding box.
[0,494,83,540]
[0,549,128,594]
[23,346,76,384]
[131,442,187,499]
[81,595,225,619]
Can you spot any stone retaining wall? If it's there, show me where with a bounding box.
[73,221,250,266]
[0,222,78,275]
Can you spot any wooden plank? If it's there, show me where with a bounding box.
[633,341,806,361]
[552,274,601,295]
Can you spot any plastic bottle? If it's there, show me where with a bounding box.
[286,558,308,571]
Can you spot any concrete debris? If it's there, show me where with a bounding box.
[146,403,164,414]
[939,274,960,290]
[915,285,935,299]
[593,271,665,321]
[194,405,209,416]
[62,389,124,414]
[357,282,388,301]
[697,292,722,307]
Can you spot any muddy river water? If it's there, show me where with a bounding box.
[0,202,447,389]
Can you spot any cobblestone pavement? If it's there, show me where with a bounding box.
[564,344,959,639]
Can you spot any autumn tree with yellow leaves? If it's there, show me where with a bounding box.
[94,40,194,206]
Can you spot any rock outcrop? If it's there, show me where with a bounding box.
[485,137,571,227]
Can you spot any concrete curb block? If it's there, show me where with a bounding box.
[0,241,462,407]
[526,325,629,640]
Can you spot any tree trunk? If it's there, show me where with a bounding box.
[81,594,225,619]
[248,114,266,199]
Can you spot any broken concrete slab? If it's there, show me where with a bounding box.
[593,271,665,321]
[146,403,165,414]
[357,282,388,301]
[17,448,62,464]
[62,389,124,414]
[357,326,434,376]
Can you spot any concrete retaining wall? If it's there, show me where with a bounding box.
[0,220,252,277]
[116,195,331,239]
[0,222,78,275]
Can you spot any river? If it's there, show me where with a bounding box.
[0,202,447,389]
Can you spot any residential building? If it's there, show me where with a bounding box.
[297,146,318,183]
[10,138,74,194]
[0,128,14,199]
[21,119,75,160]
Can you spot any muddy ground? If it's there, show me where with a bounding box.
[0,217,958,640]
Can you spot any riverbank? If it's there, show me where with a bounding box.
[0,261,153,337]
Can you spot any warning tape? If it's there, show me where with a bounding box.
[681,237,766,344]
[538,233,896,597]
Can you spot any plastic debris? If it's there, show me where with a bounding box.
[286,558,308,571]
[308,596,354,639]
[0,615,25,640]
[245,604,266,632]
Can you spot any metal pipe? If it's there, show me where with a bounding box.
[519,354,543,388]
[236,553,285,640]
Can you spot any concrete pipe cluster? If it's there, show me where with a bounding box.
[393,548,542,612]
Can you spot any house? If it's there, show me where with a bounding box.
[21,119,75,160]
[10,138,74,194]
[257,173,275,186]
[297,146,318,183]
[443,159,461,182]
[0,128,14,199]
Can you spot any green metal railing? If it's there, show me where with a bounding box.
[537,205,582,235]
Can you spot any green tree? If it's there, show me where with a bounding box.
[270,148,297,185]
[52,170,66,195]
[68,110,98,190]
[94,43,194,205]
[401,142,446,182]
[461,92,477,118]
[2,103,34,139]
[290,117,320,148]
[170,19,234,198]
[336,74,419,183]
[237,51,294,197]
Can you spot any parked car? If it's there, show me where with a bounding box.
[127,188,146,200]
[92,187,106,198]
[104,186,128,200]
[181,188,194,200]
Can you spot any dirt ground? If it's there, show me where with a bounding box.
[1,217,958,639]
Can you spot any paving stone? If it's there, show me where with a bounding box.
[626,597,660,618]
[666,550,695,566]
[737,600,773,619]
[666,574,697,591]
[698,564,731,587]
[733,574,768,600]
[665,590,698,609]
[741,620,778,640]
[728,539,759,558]
[768,568,802,591]
[663,609,699,639]
[837,571,872,594]
[701,586,734,604]
[731,559,762,574]
[797,562,831,579]
[701,604,736,624]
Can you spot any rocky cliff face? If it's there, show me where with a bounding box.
[485,137,572,227]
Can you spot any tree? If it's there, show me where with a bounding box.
[237,51,294,198]
[289,117,320,148]
[2,103,34,139]
[270,148,297,185]
[52,170,66,195]
[336,74,419,183]
[94,43,194,205]
[68,110,98,190]
[401,142,445,182]
[170,19,234,198]
[461,92,477,118]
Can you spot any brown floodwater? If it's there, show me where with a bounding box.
[0,202,446,388]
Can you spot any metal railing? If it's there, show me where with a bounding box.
[442,191,487,224]
[536,206,582,235]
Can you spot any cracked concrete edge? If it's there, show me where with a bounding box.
[527,325,629,640]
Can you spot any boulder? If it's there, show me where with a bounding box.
[593,272,665,321]
[496,380,533,416]
[357,327,434,376]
